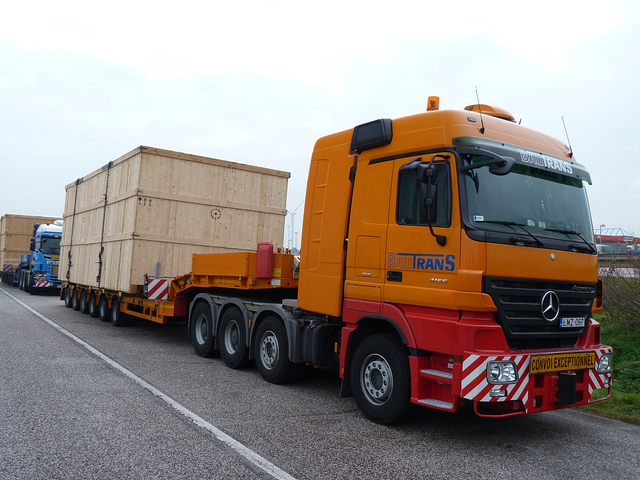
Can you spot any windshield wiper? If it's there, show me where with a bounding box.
[475,220,545,247]
[544,227,597,253]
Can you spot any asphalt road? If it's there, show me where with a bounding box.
[1,285,639,480]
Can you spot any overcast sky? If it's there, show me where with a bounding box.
[1,0,639,246]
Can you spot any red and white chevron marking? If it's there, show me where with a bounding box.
[2,264,13,274]
[589,347,613,393]
[461,348,613,407]
[34,279,52,288]
[147,278,169,300]
[461,354,530,404]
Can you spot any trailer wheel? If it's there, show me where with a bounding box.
[64,287,73,308]
[190,302,216,357]
[98,296,110,322]
[110,297,130,327]
[254,316,302,384]
[219,307,250,369]
[79,290,89,314]
[88,292,98,317]
[72,288,81,310]
[19,272,24,290]
[349,334,412,425]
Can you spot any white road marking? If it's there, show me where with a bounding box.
[1,288,297,480]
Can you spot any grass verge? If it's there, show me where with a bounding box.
[579,314,640,425]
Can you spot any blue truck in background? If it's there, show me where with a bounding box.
[1,220,63,294]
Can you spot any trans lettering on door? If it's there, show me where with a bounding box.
[387,253,456,272]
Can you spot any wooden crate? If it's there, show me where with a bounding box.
[59,146,289,294]
[0,214,63,270]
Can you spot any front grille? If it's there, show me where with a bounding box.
[484,277,596,350]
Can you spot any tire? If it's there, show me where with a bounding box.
[18,273,24,290]
[254,316,302,384]
[28,272,38,295]
[98,295,110,322]
[88,292,98,318]
[110,297,129,327]
[79,290,89,314]
[349,334,412,425]
[219,307,250,369]
[23,273,30,293]
[64,287,73,308]
[72,288,81,310]
[189,302,216,358]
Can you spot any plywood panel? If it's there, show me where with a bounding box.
[60,146,289,293]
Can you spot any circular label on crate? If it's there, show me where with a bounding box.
[210,207,222,220]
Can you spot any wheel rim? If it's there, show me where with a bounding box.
[259,330,279,370]
[194,313,208,345]
[360,353,394,406]
[223,320,241,354]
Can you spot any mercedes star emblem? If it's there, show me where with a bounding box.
[541,291,560,322]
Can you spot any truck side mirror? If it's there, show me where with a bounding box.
[489,156,515,175]
[30,238,36,252]
[419,158,447,247]
[423,185,437,223]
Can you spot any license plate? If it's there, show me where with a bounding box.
[529,352,596,374]
[560,317,586,328]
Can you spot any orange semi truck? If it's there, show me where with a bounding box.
[62,99,612,424]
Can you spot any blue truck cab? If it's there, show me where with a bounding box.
[21,220,63,294]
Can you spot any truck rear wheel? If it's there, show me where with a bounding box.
[254,316,302,384]
[88,292,98,317]
[349,334,412,425]
[190,302,216,358]
[219,307,249,369]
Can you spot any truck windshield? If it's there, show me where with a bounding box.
[40,237,61,255]
[461,153,595,246]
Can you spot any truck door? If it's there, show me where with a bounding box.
[384,154,461,311]
[344,158,394,305]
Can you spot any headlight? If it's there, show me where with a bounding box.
[487,361,519,384]
[597,353,613,374]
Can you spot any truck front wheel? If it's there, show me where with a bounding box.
[254,316,302,384]
[189,302,216,358]
[28,273,38,295]
[349,334,412,425]
[219,307,249,369]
